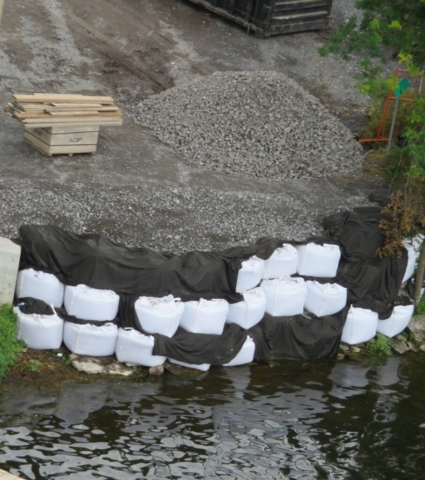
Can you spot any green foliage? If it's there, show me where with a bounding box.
[320,0,425,71]
[416,296,425,314]
[367,334,392,357]
[25,359,43,372]
[61,354,73,366]
[0,304,26,381]
[401,330,421,347]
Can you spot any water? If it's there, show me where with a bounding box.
[1,356,425,480]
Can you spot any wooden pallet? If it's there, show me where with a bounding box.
[24,126,99,157]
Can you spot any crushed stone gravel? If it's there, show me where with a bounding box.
[135,71,365,181]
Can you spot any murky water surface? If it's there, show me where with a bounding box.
[1,357,425,479]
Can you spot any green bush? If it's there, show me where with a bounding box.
[417,297,425,315]
[0,304,25,380]
[366,334,392,357]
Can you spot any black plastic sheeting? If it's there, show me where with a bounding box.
[13,205,410,363]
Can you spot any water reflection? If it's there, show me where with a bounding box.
[1,357,425,479]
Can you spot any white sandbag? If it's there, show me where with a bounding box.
[296,243,341,277]
[14,307,63,350]
[16,269,64,308]
[64,285,119,321]
[226,287,266,329]
[179,298,229,335]
[135,295,184,337]
[168,358,210,372]
[236,256,264,293]
[377,304,414,338]
[261,277,307,316]
[304,281,348,317]
[115,328,166,367]
[262,244,298,279]
[63,322,118,356]
[341,306,379,345]
[222,336,256,367]
[402,241,416,283]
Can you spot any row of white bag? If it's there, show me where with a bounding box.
[14,243,341,310]
[14,308,255,371]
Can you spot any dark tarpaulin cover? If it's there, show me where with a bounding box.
[323,207,388,262]
[14,297,54,316]
[251,310,348,361]
[152,324,248,365]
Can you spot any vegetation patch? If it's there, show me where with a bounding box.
[366,334,393,358]
[0,304,26,381]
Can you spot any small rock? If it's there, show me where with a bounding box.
[419,344,425,352]
[391,340,410,355]
[337,353,345,360]
[149,365,164,376]
[339,345,349,353]
[164,362,206,377]
[350,346,361,353]
[408,315,425,342]
[71,355,136,376]
[407,342,419,353]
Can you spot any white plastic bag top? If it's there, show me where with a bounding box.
[16,268,65,308]
[135,294,184,337]
[261,276,307,317]
[115,328,166,367]
[341,306,379,345]
[63,321,118,356]
[262,244,298,279]
[14,306,64,350]
[402,241,416,283]
[236,255,265,293]
[222,336,256,367]
[64,284,120,321]
[226,287,266,329]
[179,298,229,335]
[377,304,414,338]
[296,243,341,277]
[168,358,210,372]
[304,281,348,317]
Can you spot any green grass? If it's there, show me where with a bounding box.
[417,297,425,315]
[0,304,26,381]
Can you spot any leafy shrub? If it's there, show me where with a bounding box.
[366,334,392,357]
[417,297,425,315]
[0,304,25,380]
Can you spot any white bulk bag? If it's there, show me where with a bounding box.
[168,358,210,372]
[16,269,64,308]
[377,304,414,338]
[14,307,63,350]
[402,241,416,283]
[261,277,307,316]
[304,281,348,317]
[341,306,379,345]
[63,322,118,356]
[226,287,266,329]
[262,244,298,279]
[134,295,184,337]
[222,336,256,367]
[296,243,341,277]
[115,328,166,367]
[64,285,119,321]
[236,256,264,293]
[179,298,229,335]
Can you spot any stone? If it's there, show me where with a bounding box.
[419,344,425,352]
[391,340,410,355]
[71,355,137,376]
[339,345,349,353]
[337,353,345,361]
[164,361,206,377]
[407,342,419,353]
[350,346,361,353]
[148,364,164,376]
[408,315,425,342]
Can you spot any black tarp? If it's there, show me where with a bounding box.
[14,297,54,316]
[250,310,348,361]
[153,324,249,365]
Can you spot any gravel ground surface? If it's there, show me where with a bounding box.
[0,0,384,254]
[136,71,365,180]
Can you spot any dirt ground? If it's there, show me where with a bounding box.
[0,0,380,251]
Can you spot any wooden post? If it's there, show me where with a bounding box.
[0,1,4,25]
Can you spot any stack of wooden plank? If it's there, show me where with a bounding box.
[4,93,123,157]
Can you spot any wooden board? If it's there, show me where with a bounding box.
[24,131,97,157]
[49,126,100,134]
[26,127,99,146]
[14,94,115,104]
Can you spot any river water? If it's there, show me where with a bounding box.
[1,356,425,480]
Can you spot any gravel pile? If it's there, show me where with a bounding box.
[135,71,365,181]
